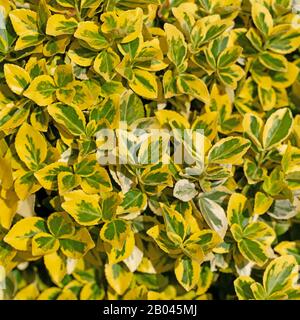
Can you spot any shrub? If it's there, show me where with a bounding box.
[0,0,300,300]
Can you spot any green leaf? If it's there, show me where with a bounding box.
[254,192,273,216]
[62,191,102,226]
[100,219,131,249]
[54,64,74,88]
[48,103,86,136]
[262,167,285,196]
[4,64,30,95]
[218,65,244,89]
[44,251,67,285]
[14,170,40,200]
[238,238,269,266]
[9,9,38,36]
[15,123,47,170]
[177,73,210,104]
[262,108,293,150]
[175,255,200,291]
[67,41,96,67]
[74,21,108,50]
[60,228,95,259]
[37,0,51,34]
[119,189,147,214]
[47,212,75,239]
[263,255,298,298]
[0,103,31,131]
[275,241,300,264]
[35,162,72,190]
[80,282,105,300]
[74,156,97,176]
[90,96,119,127]
[141,165,172,186]
[251,2,273,37]
[94,48,120,81]
[243,222,275,247]
[164,23,187,69]
[258,86,276,111]
[32,232,59,256]
[129,69,158,100]
[234,276,256,300]
[105,229,135,264]
[198,196,228,238]
[14,33,44,51]
[120,90,145,125]
[160,203,187,244]
[251,282,268,300]
[268,25,300,54]
[24,75,57,106]
[4,217,47,251]
[244,157,267,184]
[208,137,251,164]
[101,192,122,221]
[246,28,263,52]
[46,14,78,36]
[147,224,181,254]
[259,52,288,72]
[58,171,80,194]
[227,193,249,227]
[217,46,242,68]
[80,165,112,194]
[105,263,133,295]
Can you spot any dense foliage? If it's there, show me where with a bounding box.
[0,0,300,300]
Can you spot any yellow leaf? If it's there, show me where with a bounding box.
[129,69,158,99]
[14,170,41,200]
[93,48,120,81]
[24,75,57,106]
[164,23,187,69]
[227,193,248,226]
[100,219,131,249]
[9,9,37,36]
[32,232,60,256]
[46,14,78,36]
[37,288,61,300]
[0,191,18,229]
[155,110,190,128]
[105,263,133,295]
[4,217,46,251]
[177,74,210,104]
[74,21,108,50]
[67,41,96,67]
[4,64,30,95]
[79,283,104,300]
[263,255,298,298]
[15,123,47,170]
[44,251,66,285]
[119,8,143,43]
[14,283,39,300]
[60,228,95,259]
[0,157,13,190]
[106,230,135,264]
[254,192,273,215]
[62,190,102,226]
[251,1,273,37]
[175,255,200,291]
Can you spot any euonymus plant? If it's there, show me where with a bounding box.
[0,0,300,300]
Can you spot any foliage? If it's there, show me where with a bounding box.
[0,0,300,300]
